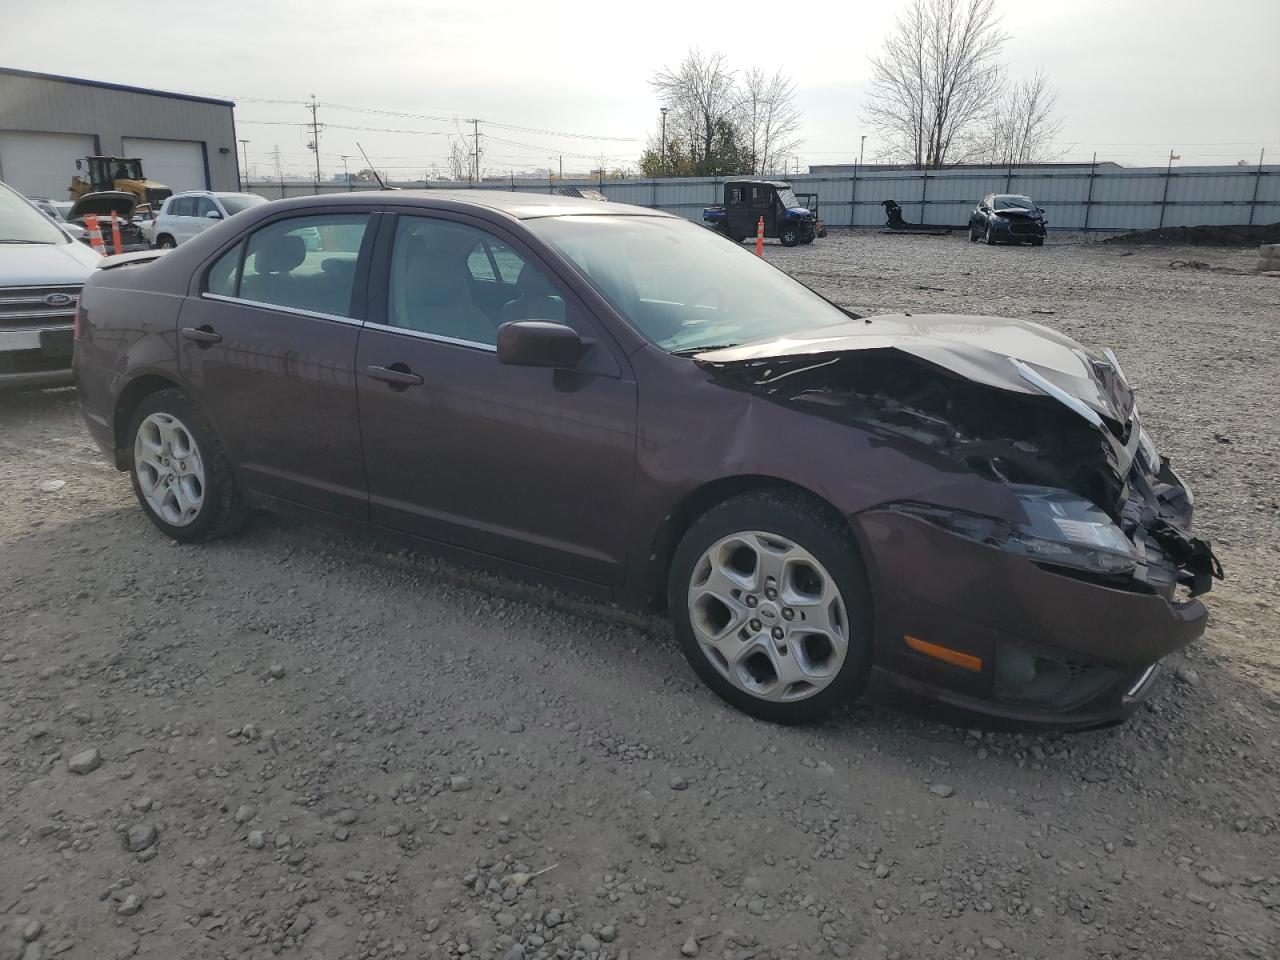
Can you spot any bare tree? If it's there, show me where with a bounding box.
[969,70,1063,165]
[740,68,804,175]
[865,0,1008,167]
[445,132,486,182]
[651,49,738,167]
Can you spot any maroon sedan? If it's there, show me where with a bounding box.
[73,191,1220,726]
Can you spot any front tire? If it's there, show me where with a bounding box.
[668,492,873,724]
[127,389,248,542]
[155,235,176,249]
[780,225,801,247]
[985,224,996,245]
[969,224,980,242]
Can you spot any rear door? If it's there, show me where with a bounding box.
[355,211,637,586]
[178,208,375,518]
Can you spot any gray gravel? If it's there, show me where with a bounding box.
[1,230,1277,959]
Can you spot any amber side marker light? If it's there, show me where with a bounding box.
[904,635,983,673]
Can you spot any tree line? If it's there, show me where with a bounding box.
[645,0,1061,177]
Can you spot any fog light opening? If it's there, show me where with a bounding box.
[994,648,1074,702]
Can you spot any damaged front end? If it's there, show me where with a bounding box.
[695,317,1221,604]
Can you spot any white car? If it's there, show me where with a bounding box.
[151,191,267,248]
[0,180,101,388]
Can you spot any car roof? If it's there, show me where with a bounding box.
[252,189,672,221]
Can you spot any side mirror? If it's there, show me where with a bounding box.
[205,210,223,220]
[496,321,587,368]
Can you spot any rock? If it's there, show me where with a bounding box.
[981,936,1005,950]
[333,827,349,842]
[874,863,890,879]
[22,944,44,960]
[646,829,665,850]
[503,718,525,734]
[67,749,102,775]
[335,809,358,825]
[598,925,617,943]
[501,947,524,960]
[928,783,955,798]
[448,776,472,792]
[125,824,158,853]
[681,935,700,957]
[38,479,65,493]
[247,830,266,849]
[747,897,765,915]
[669,775,688,791]
[1175,666,1200,686]
[116,895,142,917]
[22,922,43,943]
[578,934,600,951]
[132,797,153,812]
[285,915,312,939]
[544,909,563,927]
[268,663,286,679]
[233,804,255,824]
[1197,869,1230,888]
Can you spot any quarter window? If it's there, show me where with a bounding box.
[387,217,567,345]
[218,214,370,317]
[206,242,242,297]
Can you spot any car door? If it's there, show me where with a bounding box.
[355,211,637,587]
[178,208,375,518]
[190,196,221,240]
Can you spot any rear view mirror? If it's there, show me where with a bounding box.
[496,321,587,368]
[206,210,223,220]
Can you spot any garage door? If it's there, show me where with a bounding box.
[0,131,96,199]
[121,137,206,192]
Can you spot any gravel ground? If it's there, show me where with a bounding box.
[1,231,1278,960]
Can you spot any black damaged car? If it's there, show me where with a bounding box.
[969,194,1048,246]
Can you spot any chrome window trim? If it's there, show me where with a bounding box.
[361,320,498,353]
[201,293,362,326]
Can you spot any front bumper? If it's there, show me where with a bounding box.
[854,509,1208,727]
[0,325,74,389]
[991,219,1046,241]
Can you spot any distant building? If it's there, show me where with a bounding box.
[0,67,239,199]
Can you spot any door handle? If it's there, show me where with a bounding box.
[181,326,222,346]
[366,364,424,388]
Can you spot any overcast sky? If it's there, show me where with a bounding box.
[3,0,1278,178]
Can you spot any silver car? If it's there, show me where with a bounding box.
[1,181,101,388]
[151,191,267,249]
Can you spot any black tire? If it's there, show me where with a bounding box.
[969,224,980,243]
[800,232,814,244]
[667,491,874,724]
[126,389,248,542]
[985,224,996,245]
[156,235,176,249]
[1031,237,1044,247]
[780,225,801,247]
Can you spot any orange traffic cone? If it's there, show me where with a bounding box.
[755,215,765,257]
[109,210,123,255]
[83,214,105,253]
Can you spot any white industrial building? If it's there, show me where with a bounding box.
[0,67,239,199]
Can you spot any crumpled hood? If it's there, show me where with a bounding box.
[695,314,1134,428]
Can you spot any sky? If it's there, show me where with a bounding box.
[2,0,1277,179]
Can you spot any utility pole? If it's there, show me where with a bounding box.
[341,156,350,191]
[307,95,322,187]
[559,156,563,181]
[660,106,668,176]
[859,135,866,166]
[472,118,480,185]
[238,139,250,191]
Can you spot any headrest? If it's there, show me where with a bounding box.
[255,234,306,275]
[514,262,556,299]
[402,244,467,306]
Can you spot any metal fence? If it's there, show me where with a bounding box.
[247,161,1279,232]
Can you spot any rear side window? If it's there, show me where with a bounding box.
[206,243,242,297]
[172,197,193,217]
[237,214,369,317]
[193,196,217,218]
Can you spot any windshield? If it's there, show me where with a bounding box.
[776,188,803,210]
[219,194,267,215]
[527,215,851,353]
[0,186,69,244]
[993,195,1036,210]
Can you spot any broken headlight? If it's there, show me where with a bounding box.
[893,484,1138,577]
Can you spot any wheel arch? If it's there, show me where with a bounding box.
[646,474,860,613]
[112,373,186,469]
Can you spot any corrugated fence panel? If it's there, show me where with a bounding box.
[245,164,1279,232]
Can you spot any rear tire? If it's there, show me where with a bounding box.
[156,235,176,249]
[127,389,248,542]
[668,491,874,724]
[1031,237,1044,247]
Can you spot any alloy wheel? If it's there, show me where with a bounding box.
[134,412,206,526]
[687,530,849,703]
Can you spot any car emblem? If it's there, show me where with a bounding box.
[44,293,73,307]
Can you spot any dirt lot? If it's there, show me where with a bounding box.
[2,231,1278,960]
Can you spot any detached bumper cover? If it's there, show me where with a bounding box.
[855,509,1208,724]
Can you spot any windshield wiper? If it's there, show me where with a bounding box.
[0,239,58,245]
[671,343,740,357]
